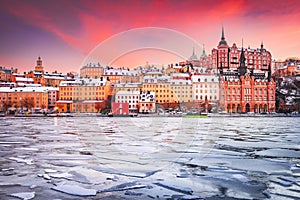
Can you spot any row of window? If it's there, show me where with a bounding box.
[225,95,274,101]
[195,89,218,94]
[61,92,105,96]
[61,87,105,91]
[195,95,217,100]
[194,84,218,88]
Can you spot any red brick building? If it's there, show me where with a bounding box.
[212,27,272,71]
[219,74,276,113]
[216,27,276,113]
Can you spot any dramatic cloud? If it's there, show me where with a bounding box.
[0,0,299,72]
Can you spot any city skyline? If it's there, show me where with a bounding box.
[0,0,299,73]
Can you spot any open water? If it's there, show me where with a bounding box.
[0,116,299,199]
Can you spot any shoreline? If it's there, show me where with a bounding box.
[1,113,299,118]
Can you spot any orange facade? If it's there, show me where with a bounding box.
[56,79,112,113]
[0,88,49,111]
[220,74,276,113]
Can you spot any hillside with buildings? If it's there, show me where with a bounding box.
[0,28,299,115]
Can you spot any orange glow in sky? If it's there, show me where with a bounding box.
[0,0,299,73]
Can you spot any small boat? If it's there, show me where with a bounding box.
[184,112,207,118]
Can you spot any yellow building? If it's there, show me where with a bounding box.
[102,68,139,84]
[142,76,175,104]
[56,78,111,113]
[0,87,49,111]
[170,80,193,103]
[80,63,104,78]
[113,83,143,94]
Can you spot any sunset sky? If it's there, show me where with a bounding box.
[0,0,299,73]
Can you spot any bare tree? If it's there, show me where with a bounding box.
[23,97,35,111]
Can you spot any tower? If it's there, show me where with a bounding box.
[217,26,229,69]
[201,44,207,57]
[238,46,247,76]
[35,56,44,73]
[189,46,198,60]
[218,26,228,47]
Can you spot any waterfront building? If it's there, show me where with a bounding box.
[139,91,156,113]
[0,87,49,111]
[169,79,193,104]
[214,28,276,113]
[45,87,59,109]
[114,90,140,113]
[219,74,276,113]
[191,74,219,104]
[142,76,175,105]
[111,102,129,115]
[56,78,111,113]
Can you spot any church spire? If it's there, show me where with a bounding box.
[221,26,225,40]
[189,46,198,60]
[192,46,195,56]
[238,41,247,76]
[218,26,228,47]
[201,44,207,57]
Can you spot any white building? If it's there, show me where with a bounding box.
[139,91,156,113]
[191,74,219,102]
[114,90,140,113]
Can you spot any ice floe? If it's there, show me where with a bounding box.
[52,184,97,196]
[10,192,35,200]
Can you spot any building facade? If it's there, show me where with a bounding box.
[80,63,104,78]
[219,74,276,113]
[56,78,111,113]
[114,90,140,113]
[139,91,156,113]
[212,27,272,72]
[215,27,276,113]
[0,87,49,111]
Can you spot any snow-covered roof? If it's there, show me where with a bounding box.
[15,77,34,82]
[171,73,190,78]
[113,83,142,88]
[44,75,67,80]
[103,69,138,76]
[82,100,104,103]
[0,87,50,93]
[56,100,73,103]
[170,80,192,85]
[0,82,16,86]
[116,90,140,96]
[81,63,102,68]
[60,78,107,86]
[191,75,218,83]
[145,71,163,75]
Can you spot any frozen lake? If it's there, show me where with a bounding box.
[0,116,299,199]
